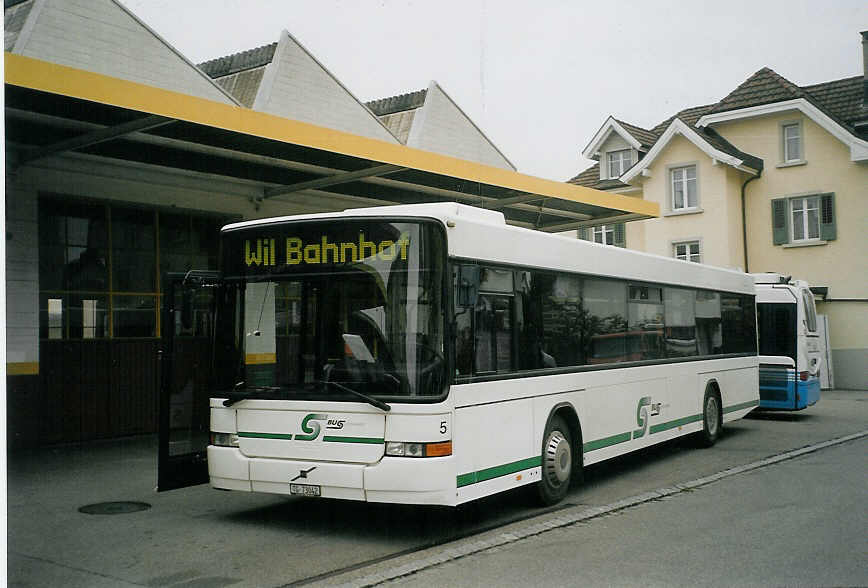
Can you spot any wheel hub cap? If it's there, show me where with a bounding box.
[707,397,719,435]
[544,431,571,486]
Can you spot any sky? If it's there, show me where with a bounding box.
[120,0,867,181]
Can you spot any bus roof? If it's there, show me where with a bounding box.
[225,202,755,294]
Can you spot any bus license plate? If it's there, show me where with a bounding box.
[290,483,321,497]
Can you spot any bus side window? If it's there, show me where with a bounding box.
[453,264,478,377]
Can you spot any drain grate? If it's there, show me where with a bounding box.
[78,501,152,515]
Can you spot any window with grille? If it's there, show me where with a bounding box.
[771,193,835,245]
[38,196,227,340]
[607,149,633,178]
[673,241,701,263]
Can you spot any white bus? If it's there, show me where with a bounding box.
[167,203,758,506]
[752,273,821,410]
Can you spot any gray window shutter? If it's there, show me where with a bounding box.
[578,227,589,241]
[614,223,626,248]
[819,193,836,241]
[771,198,788,245]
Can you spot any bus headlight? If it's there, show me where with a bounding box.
[210,432,239,447]
[385,441,452,457]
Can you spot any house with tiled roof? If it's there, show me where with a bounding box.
[570,32,868,389]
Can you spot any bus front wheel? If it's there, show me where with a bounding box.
[536,415,573,505]
[698,387,722,447]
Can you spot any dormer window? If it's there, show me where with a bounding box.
[607,149,632,178]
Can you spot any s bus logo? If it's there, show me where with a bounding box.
[296,413,329,441]
[633,396,652,439]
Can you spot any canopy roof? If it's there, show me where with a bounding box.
[5,53,658,232]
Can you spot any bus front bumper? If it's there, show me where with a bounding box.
[207,446,456,506]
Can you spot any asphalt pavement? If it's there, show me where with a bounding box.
[378,437,868,587]
[6,389,868,587]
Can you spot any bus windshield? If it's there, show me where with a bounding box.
[216,219,447,401]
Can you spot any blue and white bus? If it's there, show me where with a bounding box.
[753,273,821,411]
[160,203,759,505]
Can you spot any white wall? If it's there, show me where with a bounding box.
[407,82,515,171]
[11,0,235,104]
[253,31,398,143]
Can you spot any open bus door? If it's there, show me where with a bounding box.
[157,271,221,491]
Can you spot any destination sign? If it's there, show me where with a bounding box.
[244,233,411,267]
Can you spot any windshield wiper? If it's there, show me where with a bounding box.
[318,380,391,412]
[222,384,287,407]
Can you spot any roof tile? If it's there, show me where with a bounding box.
[614,119,657,149]
[709,67,805,114]
[198,42,278,78]
[366,89,427,116]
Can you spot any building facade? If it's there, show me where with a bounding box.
[2,0,545,446]
[570,34,868,389]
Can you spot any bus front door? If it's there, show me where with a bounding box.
[157,272,221,491]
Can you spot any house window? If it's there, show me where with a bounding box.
[673,241,701,263]
[607,149,632,178]
[782,122,802,163]
[580,223,625,247]
[670,165,697,210]
[790,196,820,242]
[593,225,614,245]
[771,193,836,246]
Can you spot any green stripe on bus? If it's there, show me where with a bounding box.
[322,436,384,444]
[583,431,631,452]
[237,432,384,443]
[723,399,759,414]
[649,413,703,434]
[238,432,293,440]
[457,456,542,488]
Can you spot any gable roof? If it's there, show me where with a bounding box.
[615,119,657,149]
[577,65,868,186]
[650,104,716,136]
[216,30,400,143]
[709,67,805,115]
[704,67,868,139]
[6,0,240,105]
[371,81,516,170]
[802,76,868,137]
[568,163,630,190]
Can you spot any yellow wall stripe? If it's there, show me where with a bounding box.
[4,53,658,219]
[245,353,277,365]
[7,362,39,376]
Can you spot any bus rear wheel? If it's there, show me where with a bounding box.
[536,415,573,505]
[698,388,722,447]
